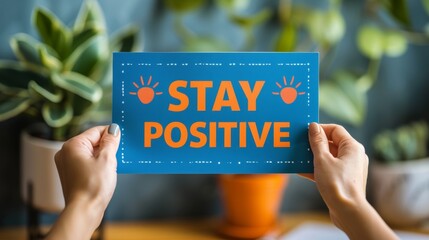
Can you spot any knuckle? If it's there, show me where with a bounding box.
[54,150,61,163]
[61,140,71,150]
[336,125,347,132]
[101,136,116,147]
[338,138,355,148]
[312,135,328,145]
[356,142,366,152]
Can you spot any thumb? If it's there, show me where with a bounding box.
[99,124,121,159]
[308,123,330,158]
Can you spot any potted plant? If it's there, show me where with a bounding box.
[218,174,287,239]
[370,121,429,227]
[0,0,138,212]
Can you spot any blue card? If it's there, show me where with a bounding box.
[113,52,319,174]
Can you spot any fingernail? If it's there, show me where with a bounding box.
[309,122,320,136]
[108,123,119,136]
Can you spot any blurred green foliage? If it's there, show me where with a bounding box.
[373,121,429,163]
[163,0,429,127]
[0,0,139,140]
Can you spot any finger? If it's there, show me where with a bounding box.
[319,124,353,146]
[308,123,330,158]
[298,173,315,182]
[73,126,107,147]
[329,141,338,157]
[98,124,121,160]
[321,124,364,158]
[64,126,108,157]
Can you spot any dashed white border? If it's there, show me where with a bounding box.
[119,61,314,166]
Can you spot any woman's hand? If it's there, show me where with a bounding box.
[303,123,398,240]
[46,124,120,240]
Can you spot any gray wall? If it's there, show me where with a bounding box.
[0,0,428,226]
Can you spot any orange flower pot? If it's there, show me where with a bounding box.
[218,174,288,239]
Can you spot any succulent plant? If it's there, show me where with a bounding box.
[373,121,429,164]
[0,0,139,140]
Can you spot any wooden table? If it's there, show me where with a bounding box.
[1,213,428,239]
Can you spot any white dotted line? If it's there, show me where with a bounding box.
[307,63,311,152]
[277,63,310,66]
[121,64,131,164]
[133,62,312,67]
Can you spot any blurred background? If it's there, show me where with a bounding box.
[0,0,428,227]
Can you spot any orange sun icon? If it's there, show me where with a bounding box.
[272,76,305,104]
[129,75,163,104]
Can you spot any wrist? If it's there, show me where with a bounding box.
[66,194,106,231]
[329,195,398,240]
[47,194,106,240]
[326,189,369,231]
[330,191,368,222]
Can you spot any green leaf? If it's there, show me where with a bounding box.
[423,0,429,15]
[217,0,249,12]
[382,0,411,28]
[373,121,429,163]
[52,72,102,103]
[414,121,429,158]
[42,100,73,128]
[320,72,366,126]
[72,24,104,51]
[397,125,418,160]
[33,8,72,59]
[306,9,345,45]
[10,33,62,71]
[0,96,31,121]
[275,24,296,52]
[356,74,374,93]
[357,25,384,59]
[74,0,107,33]
[38,46,62,71]
[322,10,345,44]
[163,0,204,12]
[84,85,111,121]
[183,37,230,52]
[10,34,42,66]
[111,26,140,52]
[64,35,109,78]
[0,84,28,98]
[28,80,63,103]
[383,30,407,57]
[230,9,272,28]
[70,93,98,118]
[0,61,51,90]
[373,131,400,163]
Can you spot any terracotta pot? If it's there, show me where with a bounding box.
[218,174,288,239]
[20,131,65,212]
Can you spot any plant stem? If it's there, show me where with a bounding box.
[357,58,381,92]
[52,126,67,141]
[401,30,429,45]
[367,58,381,84]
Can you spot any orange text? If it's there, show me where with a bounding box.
[144,121,290,148]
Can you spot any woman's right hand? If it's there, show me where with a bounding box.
[305,123,398,240]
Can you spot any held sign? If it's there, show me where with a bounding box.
[113,52,319,174]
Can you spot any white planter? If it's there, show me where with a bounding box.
[20,131,65,212]
[371,158,429,227]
